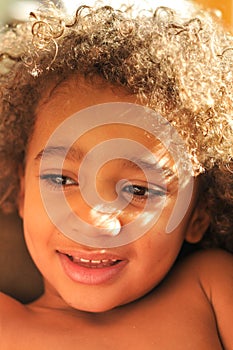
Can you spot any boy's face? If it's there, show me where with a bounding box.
[19,77,208,312]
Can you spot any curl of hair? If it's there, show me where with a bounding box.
[0,1,232,252]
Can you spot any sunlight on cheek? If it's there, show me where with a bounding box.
[138,211,156,226]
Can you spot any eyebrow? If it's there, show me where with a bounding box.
[34,146,84,163]
[122,158,176,179]
[35,145,176,178]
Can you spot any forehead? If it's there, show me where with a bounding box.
[36,76,137,130]
[29,76,176,171]
[32,77,150,147]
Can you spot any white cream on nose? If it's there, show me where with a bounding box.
[90,206,121,237]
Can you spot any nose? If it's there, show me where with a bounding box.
[89,207,121,237]
[67,174,123,238]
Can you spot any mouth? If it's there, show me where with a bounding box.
[57,249,128,285]
[65,254,122,269]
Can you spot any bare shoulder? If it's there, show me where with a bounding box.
[173,249,233,298]
[180,248,233,273]
[0,292,28,345]
[173,249,233,349]
[0,292,26,314]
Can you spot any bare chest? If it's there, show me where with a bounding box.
[2,298,223,350]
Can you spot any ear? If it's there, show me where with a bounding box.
[185,199,210,244]
[17,165,25,219]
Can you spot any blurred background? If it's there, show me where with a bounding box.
[0,0,232,27]
[196,0,233,26]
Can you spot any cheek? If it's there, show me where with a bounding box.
[22,197,56,276]
[22,172,55,249]
[134,224,186,282]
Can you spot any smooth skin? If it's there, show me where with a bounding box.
[1,77,232,349]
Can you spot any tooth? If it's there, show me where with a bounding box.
[101,259,109,263]
[91,260,101,264]
[80,258,90,263]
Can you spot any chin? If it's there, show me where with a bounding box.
[70,300,118,313]
[65,293,132,314]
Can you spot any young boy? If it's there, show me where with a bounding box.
[0,1,232,349]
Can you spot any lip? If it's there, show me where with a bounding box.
[57,249,128,285]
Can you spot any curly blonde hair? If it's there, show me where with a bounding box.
[0,1,232,251]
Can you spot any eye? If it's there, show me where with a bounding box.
[121,183,167,207]
[39,174,78,190]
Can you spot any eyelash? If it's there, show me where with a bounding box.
[39,174,167,206]
[122,184,167,204]
[39,174,78,190]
